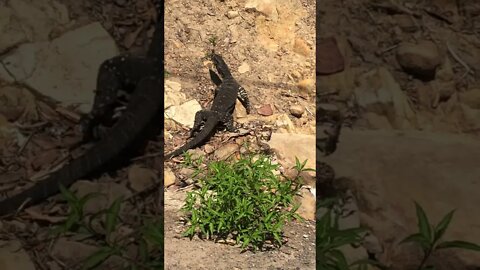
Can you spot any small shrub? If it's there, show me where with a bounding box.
[182,154,312,251]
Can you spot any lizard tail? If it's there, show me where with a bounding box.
[0,77,163,216]
[164,118,219,159]
[147,0,164,60]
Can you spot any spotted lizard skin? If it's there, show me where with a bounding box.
[0,1,164,216]
[164,53,250,159]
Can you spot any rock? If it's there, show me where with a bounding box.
[128,165,157,192]
[295,188,315,220]
[325,129,480,266]
[396,40,442,80]
[204,144,215,154]
[297,78,315,95]
[164,99,202,128]
[274,113,296,132]
[362,112,393,130]
[70,181,131,214]
[165,80,186,109]
[257,104,273,116]
[363,233,383,255]
[338,245,369,264]
[164,168,176,188]
[0,7,27,54]
[0,23,118,113]
[8,0,70,41]
[178,168,195,178]
[317,103,339,113]
[267,133,315,171]
[354,67,416,129]
[459,88,480,109]
[31,148,61,170]
[0,85,38,122]
[293,38,310,57]
[337,197,361,230]
[393,14,417,33]
[0,239,36,270]
[214,143,239,160]
[238,62,250,74]
[245,0,278,21]
[316,37,344,75]
[289,105,305,118]
[226,10,239,19]
[51,238,123,267]
[234,99,248,118]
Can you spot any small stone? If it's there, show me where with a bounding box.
[204,144,215,154]
[316,37,344,75]
[291,70,301,79]
[226,10,239,19]
[459,88,480,110]
[396,40,442,81]
[128,165,157,192]
[293,38,310,57]
[164,168,176,187]
[214,143,239,160]
[297,78,315,94]
[178,168,195,178]
[289,105,305,118]
[0,239,36,270]
[238,62,250,74]
[257,104,273,116]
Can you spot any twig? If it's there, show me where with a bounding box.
[446,41,474,79]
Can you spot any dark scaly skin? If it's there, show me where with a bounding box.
[0,1,164,216]
[164,53,250,159]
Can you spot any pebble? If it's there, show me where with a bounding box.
[396,40,441,80]
[289,105,305,118]
[227,11,239,19]
[257,104,273,116]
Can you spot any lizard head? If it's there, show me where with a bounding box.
[210,52,232,78]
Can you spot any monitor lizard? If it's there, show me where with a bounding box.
[0,0,164,216]
[164,52,250,159]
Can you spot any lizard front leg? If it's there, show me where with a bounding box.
[237,86,251,114]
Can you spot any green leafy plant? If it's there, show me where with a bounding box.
[208,35,218,46]
[316,198,382,270]
[182,155,311,251]
[400,201,480,270]
[53,185,163,270]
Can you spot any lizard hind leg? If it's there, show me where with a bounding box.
[189,109,210,138]
[219,112,237,132]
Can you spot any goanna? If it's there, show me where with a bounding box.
[164,53,251,159]
[0,0,164,216]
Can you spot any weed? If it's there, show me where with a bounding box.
[400,201,480,270]
[53,184,164,270]
[316,197,382,270]
[208,35,218,46]
[182,154,312,251]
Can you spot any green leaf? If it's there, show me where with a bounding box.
[105,197,123,241]
[414,201,433,242]
[328,249,350,270]
[436,240,480,251]
[81,247,116,270]
[399,233,430,250]
[433,209,455,242]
